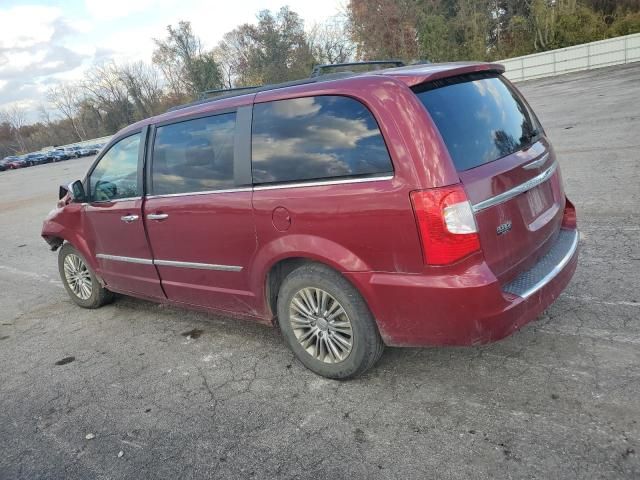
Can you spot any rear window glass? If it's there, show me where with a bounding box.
[152,113,235,195]
[414,74,540,171]
[251,95,393,184]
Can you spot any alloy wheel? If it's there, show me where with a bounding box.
[289,287,353,363]
[63,253,92,300]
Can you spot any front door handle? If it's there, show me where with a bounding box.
[120,214,139,223]
[147,213,169,221]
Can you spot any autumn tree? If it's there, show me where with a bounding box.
[347,0,421,60]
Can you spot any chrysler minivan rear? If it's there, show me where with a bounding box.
[346,69,578,347]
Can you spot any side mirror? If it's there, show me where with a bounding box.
[59,180,86,202]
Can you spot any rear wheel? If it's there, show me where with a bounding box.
[277,263,384,379]
[58,243,113,308]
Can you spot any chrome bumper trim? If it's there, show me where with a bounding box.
[472,162,558,213]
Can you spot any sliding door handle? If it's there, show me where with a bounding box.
[120,214,139,223]
[147,213,169,221]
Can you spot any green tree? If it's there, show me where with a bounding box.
[217,7,315,86]
[153,21,223,97]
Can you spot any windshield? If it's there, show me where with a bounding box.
[413,74,541,171]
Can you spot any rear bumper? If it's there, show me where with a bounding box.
[345,228,579,347]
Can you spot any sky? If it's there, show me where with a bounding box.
[0,0,344,122]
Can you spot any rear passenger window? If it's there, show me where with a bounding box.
[251,96,393,184]
[151,113,236,195]
[413,74,541,171]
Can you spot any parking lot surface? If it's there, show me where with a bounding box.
[1,64,639,479]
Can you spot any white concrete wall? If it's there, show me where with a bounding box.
[500,33,640,82]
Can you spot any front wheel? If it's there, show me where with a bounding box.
[277,263,384,379]
[58,243,113,308]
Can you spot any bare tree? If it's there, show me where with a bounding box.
[47,83,87,141]
[116,62,164,117]
[215,28,254,87]
[82,62,133,132]
[308,16,356,65]
[0,106,28,152]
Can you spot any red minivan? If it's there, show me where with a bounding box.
[42,62,578,378]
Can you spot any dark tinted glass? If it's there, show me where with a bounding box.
[251,96,393,184]
[152,113,236,195]
[414,75,540,171]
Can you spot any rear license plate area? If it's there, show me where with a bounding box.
[526,182,553,218]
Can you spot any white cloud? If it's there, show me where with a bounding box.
[84,0,159,20]
[0,0,344,121]
[0,5,62,49]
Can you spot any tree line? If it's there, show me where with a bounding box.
[1,1,638,158]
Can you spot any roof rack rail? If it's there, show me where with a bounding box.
[167,73,356,113]
[310,60,405,78]
[198,85,260,100]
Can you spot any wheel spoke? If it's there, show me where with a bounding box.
[326,306,346,322]
[290,314,311,327]
[302,288,317,313]
[291,298,313,317]
[319,290,329,315]
[298,328,317,346]
[332,333,352,351]
[314,333,323,360]
[325,335,341,362]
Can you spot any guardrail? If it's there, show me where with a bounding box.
[501,33,640,82]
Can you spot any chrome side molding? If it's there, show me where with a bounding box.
[96,253,153,265]
[153,259,242,272]
[472,162,558,213]
[253,174,394,191]
[96,254,242,272]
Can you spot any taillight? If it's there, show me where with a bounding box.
[410,185,481,265]
[562,196,577,229]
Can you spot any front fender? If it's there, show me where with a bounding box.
[41,203,97,273]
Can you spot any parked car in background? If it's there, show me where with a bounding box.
[42,61,579,379]
[55,147,78,158]
[46,150,71,162]
[67,146,83,157]
[2,156,27,169]
[24,153,51,166]
[77,147,95,156]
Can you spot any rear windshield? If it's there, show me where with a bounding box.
[413,74,541,171]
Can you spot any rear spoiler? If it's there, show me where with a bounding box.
[385,63,505,88]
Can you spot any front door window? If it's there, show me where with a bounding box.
[89,133,140,201]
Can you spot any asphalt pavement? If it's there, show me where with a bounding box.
[1,63,639,479]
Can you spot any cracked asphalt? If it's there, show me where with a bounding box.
[1,64,639,479]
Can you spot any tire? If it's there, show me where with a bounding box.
[58,243,113,309]
[276,263,384,379]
